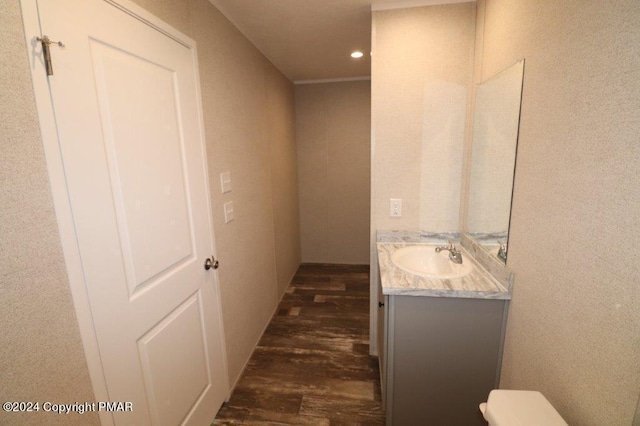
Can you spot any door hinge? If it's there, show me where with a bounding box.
[37,35,65,76]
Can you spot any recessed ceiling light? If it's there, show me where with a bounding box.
[350,51,364,59]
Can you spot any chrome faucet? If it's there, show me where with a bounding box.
[497,240,508,262]
[435,241,463,264]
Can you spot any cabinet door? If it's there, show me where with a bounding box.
[388,296,506,426]
[377,294,387,404]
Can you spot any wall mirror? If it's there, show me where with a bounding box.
[465,59,525,263]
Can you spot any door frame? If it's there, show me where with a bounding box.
[20,2,229,424]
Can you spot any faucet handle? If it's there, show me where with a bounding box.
[497,240,508,261]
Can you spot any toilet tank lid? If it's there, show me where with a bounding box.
[484,390,568,426]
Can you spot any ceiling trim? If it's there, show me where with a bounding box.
[372,0,475,12]
[294,76,372,85]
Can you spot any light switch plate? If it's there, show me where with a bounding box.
[223,201,234,223]
[220,171,232,194]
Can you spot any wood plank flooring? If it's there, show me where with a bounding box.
[213,264,384,425]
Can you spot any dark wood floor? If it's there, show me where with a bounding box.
[213,264,384,425]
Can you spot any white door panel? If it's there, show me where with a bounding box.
[138,293,210,426]
[91,40,194,294]
[34,0,228,424]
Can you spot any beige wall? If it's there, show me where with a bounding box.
[472,0,640,424]
[1,0,300,414]
[188,0,302,385]
[369,3,476,353]
[295,80,371,265]
[267,66,302,294]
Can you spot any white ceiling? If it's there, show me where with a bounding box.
[208,0,473,83]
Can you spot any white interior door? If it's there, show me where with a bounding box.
[33,0,228,424]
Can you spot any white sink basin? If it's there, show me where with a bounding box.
[391,245,473,279]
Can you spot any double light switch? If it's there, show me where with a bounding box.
[220,172,234,223]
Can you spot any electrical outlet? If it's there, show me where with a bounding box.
[390,199,402,217]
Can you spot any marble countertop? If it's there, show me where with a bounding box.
[377,241,511,299]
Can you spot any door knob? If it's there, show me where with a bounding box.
[204,256,219,270]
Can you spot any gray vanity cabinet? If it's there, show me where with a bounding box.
[380,294,508,426]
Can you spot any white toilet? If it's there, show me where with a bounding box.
[479,390,568,425]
